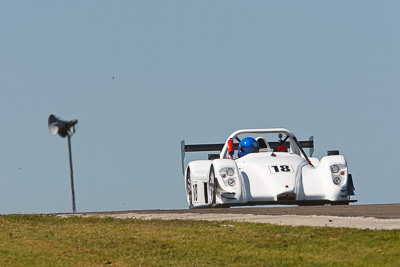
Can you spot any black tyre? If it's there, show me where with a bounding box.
[209,165,216,206]
[186,167,193,208]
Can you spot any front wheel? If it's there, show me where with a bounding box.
[186,167,193,208]
[209,165,216,206]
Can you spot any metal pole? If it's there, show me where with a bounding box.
[67,133,77,213]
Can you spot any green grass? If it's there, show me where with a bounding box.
[0,215,399,266]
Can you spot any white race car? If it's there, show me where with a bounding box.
[181,128,356,208]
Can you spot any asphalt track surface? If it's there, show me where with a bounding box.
[84,203,400,219]
[59,204,400,230]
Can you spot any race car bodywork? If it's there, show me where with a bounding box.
[181,128,356,209]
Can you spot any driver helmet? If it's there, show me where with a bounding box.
[238,137,259,157]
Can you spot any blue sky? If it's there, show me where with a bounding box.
[0,1,399,213]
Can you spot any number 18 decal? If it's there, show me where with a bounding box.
[269,165,294,173]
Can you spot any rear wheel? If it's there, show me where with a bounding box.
[209,165,216,206]
[186,167,193,208]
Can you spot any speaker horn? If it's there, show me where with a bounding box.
[48,114,78,138]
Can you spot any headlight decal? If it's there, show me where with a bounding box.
[333,177,342,185]
[218,167,237,187]
[331,165,340,173]
[330,164,346,186]
[227,178,235,186]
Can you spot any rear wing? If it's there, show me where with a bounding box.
[180,136,314,174]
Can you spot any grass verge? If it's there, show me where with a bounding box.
[0,215,399,266]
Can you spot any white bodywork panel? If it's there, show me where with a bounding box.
[183,128,356,208]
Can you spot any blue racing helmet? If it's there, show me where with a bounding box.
[238,137,259,157]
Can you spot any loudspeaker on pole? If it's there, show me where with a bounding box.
[48,113,78,213]
[48,114,78,138]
